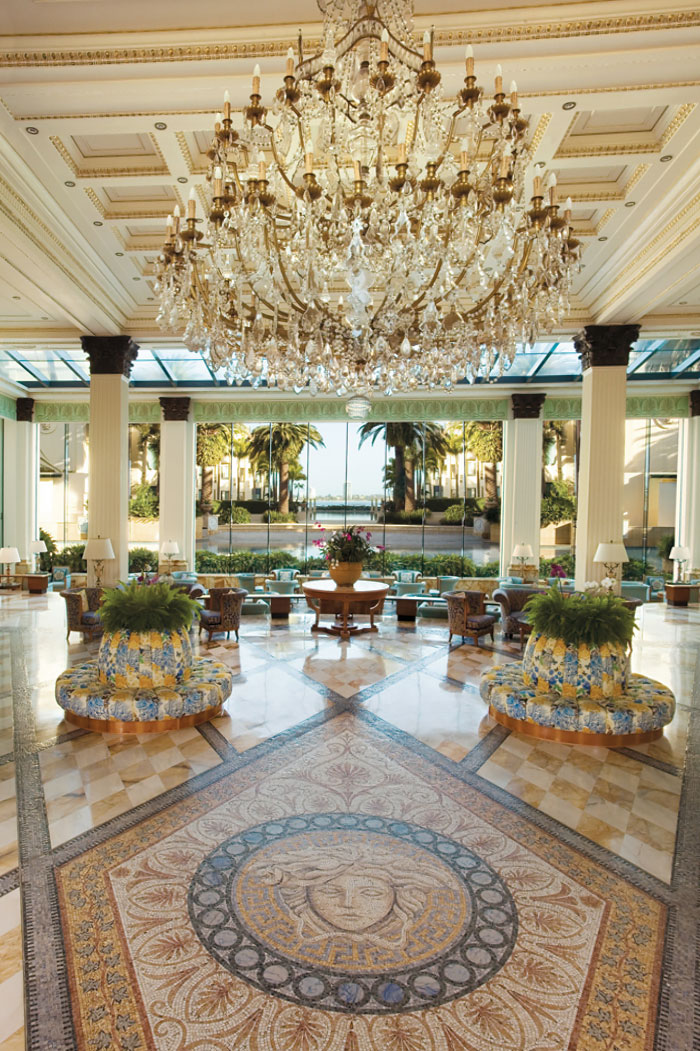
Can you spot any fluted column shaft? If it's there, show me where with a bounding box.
[3,399,37,562]
[500,394,545,578]
[159,398,195,570]
[675,391,700,576]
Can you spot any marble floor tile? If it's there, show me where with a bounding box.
[39,727,221,847]
[0,889,22,1047]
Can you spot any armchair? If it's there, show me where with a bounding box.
[392,570,423,584]
[199,588,247,646]
[444,591,498,646]
[268,568,300,582]
[50,566,71,592]
[61,587,103,641]
[492,587,543,639]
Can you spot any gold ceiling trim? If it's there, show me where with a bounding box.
[562,164,650,203]
[83,186,105,216]
[555,102,695,159]
[12,84,700,122]
[529,113,552,155]
[49,133,170,178]
[597,208,616,231]
[82,185,183,220]
[2,11,699,67]
[598,191,700,311]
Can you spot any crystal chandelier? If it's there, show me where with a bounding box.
[155,0,581,404]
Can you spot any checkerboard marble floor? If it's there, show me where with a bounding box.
[0,590,698,1049]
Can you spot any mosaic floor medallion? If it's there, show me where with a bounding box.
[189,812,517,1013]
[56,716,666,1050]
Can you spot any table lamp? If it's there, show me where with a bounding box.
[30,538,47,572]
[512,543,534,566]
[161,539,180,570]
[83,537,115,588]
[0,546,21,581]
[669,545,690,582]
[593,541,629,578]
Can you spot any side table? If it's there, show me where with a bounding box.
[302,580,389,641]
[665,583,690,607]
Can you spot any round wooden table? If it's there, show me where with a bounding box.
[302,579,389,641]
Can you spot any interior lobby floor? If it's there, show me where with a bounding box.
[0,592,697,1050]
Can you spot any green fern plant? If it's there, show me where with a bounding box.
[99,581,200,633]
[524,587,636,648]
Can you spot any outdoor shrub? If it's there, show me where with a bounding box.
[656,534,674,561]
[540,554,576,578]
[128,547,155,573]
[262,511,297,523]
[129,483,159,519]
[39,528,57,571]
[540,479,577,527]
[441,504,465,524]
[623,558,649,581]
[56,544,86,571]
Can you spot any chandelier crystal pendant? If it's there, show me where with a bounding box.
[155,0,581,407]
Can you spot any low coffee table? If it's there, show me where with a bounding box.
[665,583,690,607]
[265,592,293,618]
[302,579,389,641]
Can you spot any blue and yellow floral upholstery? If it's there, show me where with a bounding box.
[480,661,674,736]
[56,656,232,725]
[97,629,193,689]
[522,632,629,699]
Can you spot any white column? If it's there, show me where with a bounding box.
[159,397,195,570]
[574,325,639,591]
[82,337,138,587]
[500,394,545,578]
[2,399,38,563]
[675,392,700,576]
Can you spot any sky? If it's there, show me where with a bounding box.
[305,423,386,500]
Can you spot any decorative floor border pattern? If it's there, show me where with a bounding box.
[1,621,698,1049]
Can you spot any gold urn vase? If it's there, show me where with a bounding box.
[328,562,364,587]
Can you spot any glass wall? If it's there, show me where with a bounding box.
[624,418,678,570]
[38,422,89,548]
[128,423,160,557]
[194,420,503,576]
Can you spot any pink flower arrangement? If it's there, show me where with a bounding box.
[314,525,376,564]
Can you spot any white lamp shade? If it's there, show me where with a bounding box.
[593,542,629,564]
[84,537,115,561]
[512,543,534,561]
[30,539,47,554]
[161,540,180,556]
[669,545,690,561]
[0,547,21,563]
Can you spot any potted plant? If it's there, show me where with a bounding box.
[522,587,636,700]
[98,581,201,689]
[313,525,377,587]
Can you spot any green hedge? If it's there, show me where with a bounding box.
[262,511,298,523]
[381,509,426,524]
[128,547,156,573]
[194,549,500,578]
[129,483,159,519]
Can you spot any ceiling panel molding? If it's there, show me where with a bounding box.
[2,9,699,67]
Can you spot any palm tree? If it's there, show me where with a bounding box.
[245,424,324,513]
[197,424,231,514]
[543,420,566,483]
[133,424,160,484]
[464,422,502,506]
[359,423,449,510]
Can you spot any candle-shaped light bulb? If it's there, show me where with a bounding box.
[187,187,196,218]
[257,151,267,179]
[565,195,573,222]
[223,88,231,120]
[465,43,474,76]
[423,29,432,61]
[286,47,295,76]
[499,153,510,178]
[565,195,573,212]
[252,63,261,95]
[533,175,543,197]
[547,171,557,203]
[213,165,223,196]
[304,151,314,174]
[495,63,503,94]
[173,204,180,218]
[380,27,389,62]
[166,214,174,235]
[353,158,362,181]
[510,80,518,107]
[215,112,222,131]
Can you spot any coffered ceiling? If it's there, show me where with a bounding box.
[0,0,699,389]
